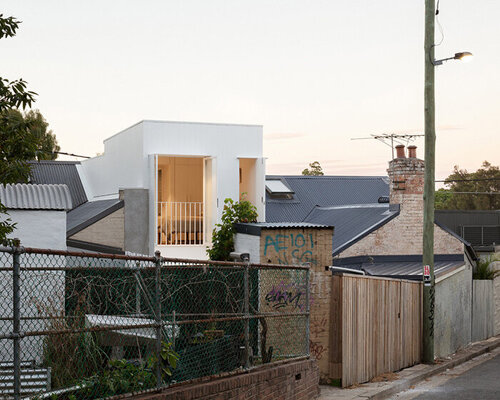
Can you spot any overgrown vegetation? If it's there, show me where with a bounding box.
[207,196,258,261]
[473,255,500,280]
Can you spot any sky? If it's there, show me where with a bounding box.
[2,0,499,180]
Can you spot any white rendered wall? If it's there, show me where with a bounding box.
[0,210,66,362]
[7,210,67,250]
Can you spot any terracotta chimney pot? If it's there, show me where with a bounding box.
[395,145,406,158]
[408,145,417,158]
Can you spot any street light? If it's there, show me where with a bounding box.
[433,51,473,66]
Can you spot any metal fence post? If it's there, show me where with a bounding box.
[243,262,250,369]
[12,241,22,400]
[154,251,162,388]
[305,265,310,357]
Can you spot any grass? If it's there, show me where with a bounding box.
[473,255,500,280]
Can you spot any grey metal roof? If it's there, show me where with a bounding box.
[331,254,465,280]
[28,161,87,209]
[303,204,400,256]
[265,175,389,223]
[235,221,332,236]
[0,184,72,210]
[67,199,123,236]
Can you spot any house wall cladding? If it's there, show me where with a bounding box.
[434,266,473,358]
[259,227,334,381]
[70,208,125,250]
[135,358,319,400]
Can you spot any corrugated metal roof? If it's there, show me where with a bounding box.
[0,184,72,210]
[29,161,87,208]
[304,204,400,256]
[235,221,332,236]
[331,254,465,280]
[67,199,124,236]
[265,175,389,223]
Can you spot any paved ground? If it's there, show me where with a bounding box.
[318,335,500,400]
[390,347,500,400]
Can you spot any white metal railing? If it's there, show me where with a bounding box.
[157,202,204,245]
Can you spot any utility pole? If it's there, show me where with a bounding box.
[423,0,436,363]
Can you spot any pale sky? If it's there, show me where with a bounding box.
[2,1,499,180]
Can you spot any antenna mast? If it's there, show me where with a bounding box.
[351,133,424,159]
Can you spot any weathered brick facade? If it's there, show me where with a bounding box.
[259,227,334,381]
[339,147,463,257]
[135,358,319,400]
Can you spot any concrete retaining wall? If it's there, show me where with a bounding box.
[472,280,494,342]
[434,266,472,358]
[492,261,500,336]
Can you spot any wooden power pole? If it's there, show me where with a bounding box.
[423,0,436,363]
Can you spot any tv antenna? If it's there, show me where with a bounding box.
[351,133,424,159]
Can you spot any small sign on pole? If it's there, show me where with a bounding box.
[423,264,431,286]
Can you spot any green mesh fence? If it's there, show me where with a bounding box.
[0,247,310,400]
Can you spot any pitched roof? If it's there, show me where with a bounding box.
[67,199,123,236]
[265,175,389,223]
[331,254,465,280]
[0,184,72,210]
[235,221,332,236]
[28,160,87,209]
[304,204,400,256]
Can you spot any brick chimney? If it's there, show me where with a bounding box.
[387,145,425,207]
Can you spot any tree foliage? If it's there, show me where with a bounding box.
[302,161,324,176]
[207,196,258,261]
[435,161,500,210]
[0,14,38,243]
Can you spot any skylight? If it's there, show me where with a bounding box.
[265,179,294,199]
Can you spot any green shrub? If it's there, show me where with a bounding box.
[207,196,258,261]
[473,255,500,280]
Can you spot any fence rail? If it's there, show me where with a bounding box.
[0,246,309,400]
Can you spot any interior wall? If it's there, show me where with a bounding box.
[239,158,257,205]
[157,156,203,203]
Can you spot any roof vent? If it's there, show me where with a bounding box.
[378,196,390,203]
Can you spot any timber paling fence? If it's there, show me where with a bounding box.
[0,246,310,400]
[329,274,422,387]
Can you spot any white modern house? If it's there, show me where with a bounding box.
[76,120,266,259]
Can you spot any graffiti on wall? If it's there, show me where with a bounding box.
[265,281,311,311]
[309,340,327,360]
[263,233,318,266]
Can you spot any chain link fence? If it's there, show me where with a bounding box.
[0,246,310,400]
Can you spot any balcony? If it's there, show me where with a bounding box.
[157,201,204,245]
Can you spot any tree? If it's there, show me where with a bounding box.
[302,161,324,176]
[4,109,60,160]
[207,196,258,261]
[435,161,500,210]
[0,14,38,243]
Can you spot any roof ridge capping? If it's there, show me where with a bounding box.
[0,183,72,210]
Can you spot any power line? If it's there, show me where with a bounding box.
[436,178,500,183]
[440,191,500,195]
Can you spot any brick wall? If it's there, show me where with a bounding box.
[135,358,319,400]
[339,151,463,257]
[259,227,334,381]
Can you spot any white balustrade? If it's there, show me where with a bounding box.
[157,202,204,245]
